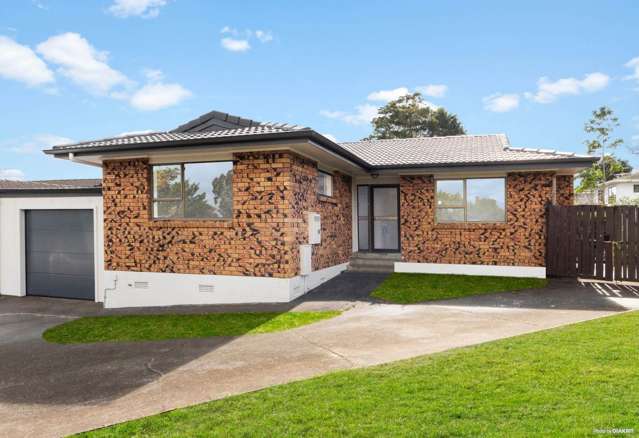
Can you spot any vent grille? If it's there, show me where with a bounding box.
[133,281,149,289]
[199,284,215,294]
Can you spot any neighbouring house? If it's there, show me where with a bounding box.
[0,111,596,308]
[602,173,639,205]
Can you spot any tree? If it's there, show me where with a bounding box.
[576,155,632,193]
[576,106,629,193]
[211,170,233,218]
[367,93,465,139]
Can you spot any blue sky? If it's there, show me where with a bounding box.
[1,0,638,181]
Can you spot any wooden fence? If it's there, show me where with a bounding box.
[546,205,639,281]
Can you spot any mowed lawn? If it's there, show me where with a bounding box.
[79,311,639,437]
[43,311,340,344]
[372,273,548,304]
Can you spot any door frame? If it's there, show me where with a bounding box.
[357,184,401,253]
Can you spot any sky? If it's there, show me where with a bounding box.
[0,0,638,181]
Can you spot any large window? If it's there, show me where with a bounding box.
[152,161,233,219]
[436,178,506,223]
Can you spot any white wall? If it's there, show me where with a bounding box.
[0,196,104,301]
[605,181,639,204]
[395,262,546,278]
[103,262,348,308]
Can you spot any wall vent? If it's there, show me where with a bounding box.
[199,284,215,294]
[133,281,149,289]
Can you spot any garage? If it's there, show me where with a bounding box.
[25,209,95,300]
[0,179,103,302]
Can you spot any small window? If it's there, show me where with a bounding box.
[633,184,639,193]
[152,161,233,219]
[318,171,333,197]
[436,178,506,223]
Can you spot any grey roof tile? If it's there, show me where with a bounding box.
[339,134,593,167]
[0,179,101,191]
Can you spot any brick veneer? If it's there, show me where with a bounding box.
[102,151,352,278]
[556,175,574,206]
[399,172,566,267]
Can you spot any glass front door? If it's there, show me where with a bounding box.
[357,185,399,252]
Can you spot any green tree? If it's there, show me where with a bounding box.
[576,106,629,193]
[367,93,465,139]
[211,169,233,218]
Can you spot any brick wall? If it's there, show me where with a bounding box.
[400,172,566,267]
[289,154,352,271]
[102,151,352,278]
[556,175,574,206]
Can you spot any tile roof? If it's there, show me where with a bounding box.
[44,110,596,170]
[0,179,102,191]
[49,124,308,152]
[339,134,593,168]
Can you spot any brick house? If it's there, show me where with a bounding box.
[0,111,595,307]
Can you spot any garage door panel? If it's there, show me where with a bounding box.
[27,273,94,300]
[27,231,94,254]
[26,251,95,277]
[26,210,95,300]
[27,210,94,232]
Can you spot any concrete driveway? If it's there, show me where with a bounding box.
[2,274,639,438]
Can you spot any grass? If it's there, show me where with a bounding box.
[43,311,340,344]
[78,311,639,437]
[371,273,548,304]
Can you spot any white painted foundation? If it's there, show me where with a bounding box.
[104,262,349,308]
[394,262,546,278]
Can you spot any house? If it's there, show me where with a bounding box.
[602,173,639,205]
[0,111,596,308]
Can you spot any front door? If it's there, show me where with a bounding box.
[357,185,400,252]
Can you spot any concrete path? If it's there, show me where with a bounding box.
[2,275,639,437]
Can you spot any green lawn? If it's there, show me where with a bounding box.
[371,273,548,304]
[78,311,639,437]
[43,311,340,344]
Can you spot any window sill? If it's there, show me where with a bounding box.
[149,219,233,228]
[318,194,337,204]
[434,222,507,230]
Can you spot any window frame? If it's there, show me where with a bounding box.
[435,177,507,224]
[151,160,233,220]
[317,170,333,197]
[633,184,639,193]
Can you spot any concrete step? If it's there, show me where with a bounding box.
[351,252,401,261]
[348,252,400,273]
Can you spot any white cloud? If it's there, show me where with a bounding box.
[220,27,273,52]
[255,30,273,43]
[108,0,168,18]
[129,82,191,111]
[37,32,131,95]
[483,93,520,113]
[117,130,155,137]
[143,68,163,82]
[367,87,410,102]
[0,36,54,87]
[0,169,25,181]
[416,84,448,98]
[321,104,378,125]
[221,38,250,52]
[4,133,73,154]
[625,57,639,83]
[525,72,610,104]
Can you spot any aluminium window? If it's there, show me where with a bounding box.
[436,178,506,223]
[318,171,333,197]
[634,184,639,193]
[152,161,233,219]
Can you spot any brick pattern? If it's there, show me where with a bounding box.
[103,151,352,278]
[556,175,574,206]
[288,154,352,271]
[400,172,562,267]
